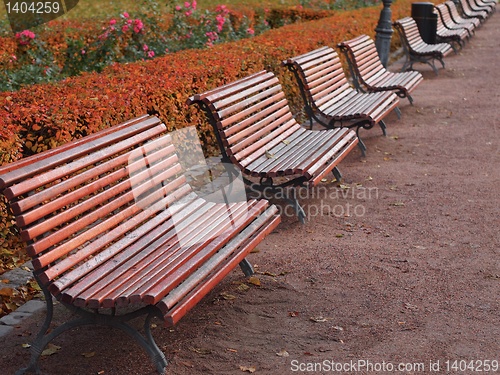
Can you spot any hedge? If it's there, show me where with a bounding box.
[0,0,413,257]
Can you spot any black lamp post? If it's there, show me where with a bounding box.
[375,0,394,68]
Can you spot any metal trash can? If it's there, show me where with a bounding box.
[411,2,438,44]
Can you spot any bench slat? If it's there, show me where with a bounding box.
[161,205,280,326]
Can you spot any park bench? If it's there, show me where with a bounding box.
[338,34,424,105]
[456,0,490,21]
[393,17,454,76]
[282,46,400,155]
[468,0,496,13]
[434,6,470,52]
[0,114,281,374]
[434,3,475,39]
[444,1,481,30]
[187,70,359,223]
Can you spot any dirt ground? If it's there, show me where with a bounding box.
[1,13,499,375]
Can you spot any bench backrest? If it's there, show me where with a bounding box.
[435,3,458,27]
[186,70,303,168]
[0,115,192,289]
[337,35,387,86]
[282,46,352,111]
[393,17,427,50]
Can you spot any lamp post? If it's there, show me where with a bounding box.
[375,0,394,68]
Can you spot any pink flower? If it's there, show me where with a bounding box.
[15,30,36,45]
[143,44,149,51]
[247,28,255,35]
[123,12,129,18]
[109,19,117,26]
[122,25,129,32]
[185,10,192,16]
[147,50,155,58]
[184,1,190,8]
[133,19,144,33]
[81,49,86,54]
[175,5,181,11]
[192,0,197,10]
[205,31,218,42]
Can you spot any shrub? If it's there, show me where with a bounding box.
[0,0,414,280]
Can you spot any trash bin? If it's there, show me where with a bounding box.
[411,2,438,44]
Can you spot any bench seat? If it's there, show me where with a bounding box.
[282,46,400,154]
[0,114,281,373]
[187,70,359,222]
[393,17,454,76]
[338,34,424,104]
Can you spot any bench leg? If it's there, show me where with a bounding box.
[378,120,388,136]
[355,125,368,157]
[286,188,307,224]
[239,258,255,277]
[394,107,402,119]
[332,167,342,182]
[16,277,168,374]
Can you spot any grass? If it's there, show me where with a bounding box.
[0,0,300,26]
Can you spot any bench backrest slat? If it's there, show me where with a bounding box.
[283,46,352,109]
[0,115,194,289]
[0,115,158,190]
[187,71,302,165]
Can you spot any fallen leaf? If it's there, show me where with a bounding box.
[366,176,373,181]
[332,326,344,331]
[335,234,344,238]
[265,150,275,159]
[339,184,349,189]
[276,349,289,357]
[180,361,194,368]
[390,135,399,140]
[237,283,250,292]
[310,316,329,323]
[189,347,212,355]
[82,351,95,358]
[21,343,31,348]
[41,343,61,357]
[391,202,405,207]
[288,311,299,317]
[247,276,260,286]
[227,348,238,353]
[240,365,256,373]
[97,371,105,375]
[0,287,15,297]
[282,140,291,145]
[1,279,9,284]
[220,292,236,300]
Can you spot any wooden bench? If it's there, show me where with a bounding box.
[434,3,477,42]
[338,34,424,105]
[446,0,483,27]
[456,0,490,21]
[468,0,496,13]
[393,17,454,76]
[434,5,470,52]
[0,114,281,374]
[186,70,359,223]
[282,46,400,155]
